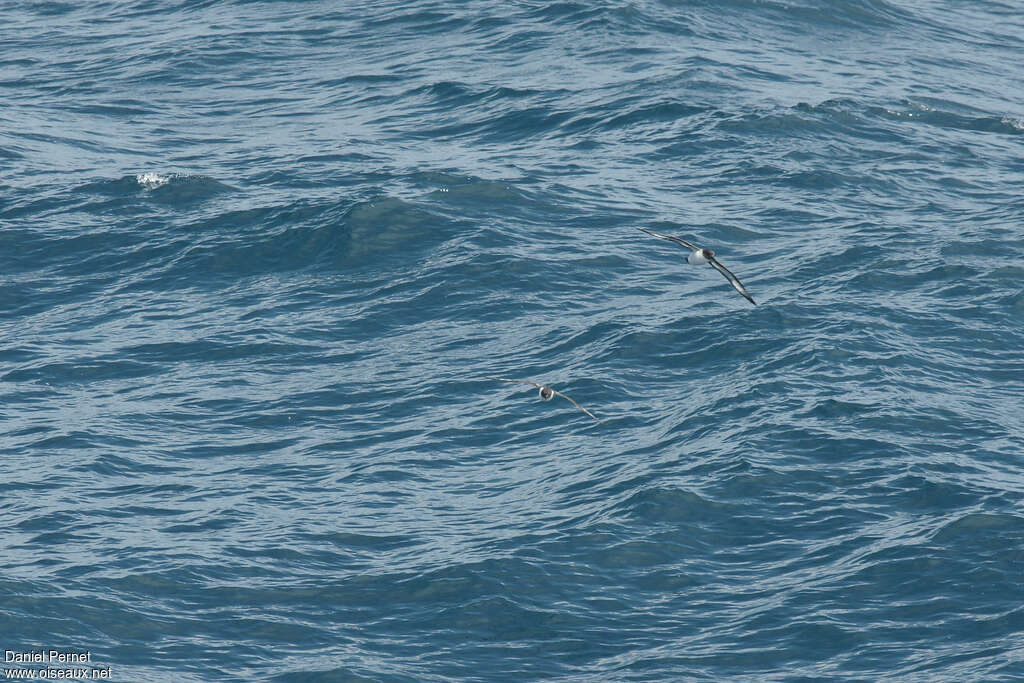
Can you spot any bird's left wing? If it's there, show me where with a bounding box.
[552,390,601,422]
[708,257,756,305]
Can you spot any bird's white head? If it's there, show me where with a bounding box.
[687,248,714,265]
[538,386,554,401]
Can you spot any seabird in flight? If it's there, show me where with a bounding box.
[485,377,600,422]
[638,227,756,305]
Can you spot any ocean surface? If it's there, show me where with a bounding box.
[3,1,1024,680]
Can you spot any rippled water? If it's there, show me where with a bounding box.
[3,1,1024,680]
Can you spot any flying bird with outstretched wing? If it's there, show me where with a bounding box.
[485,377,601,422]
[638,227,756,305]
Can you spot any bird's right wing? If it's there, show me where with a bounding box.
[485,377,542,389]
[638,227,699,251]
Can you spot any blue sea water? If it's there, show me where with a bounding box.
[3,0,1024,680]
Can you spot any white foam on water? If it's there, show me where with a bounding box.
[136,172,171,189]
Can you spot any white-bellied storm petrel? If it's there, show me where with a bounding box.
[485,377,601,422]
[638,227,756,305]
